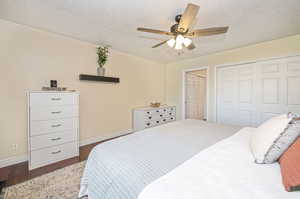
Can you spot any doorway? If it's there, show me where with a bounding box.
[183,68,208,120]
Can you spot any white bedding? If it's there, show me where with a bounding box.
[138,127,300,199]
[79,120,241,199]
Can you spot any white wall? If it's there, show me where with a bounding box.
[165,34,300,122]
[0,19,166,161]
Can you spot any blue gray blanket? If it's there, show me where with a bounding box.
[79,120,241,199]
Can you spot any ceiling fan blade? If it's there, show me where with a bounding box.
[187,43,196,50]
[178,3,200,33]
[188,27,229,37]
[137,27,173,36]
[152,40,168,48]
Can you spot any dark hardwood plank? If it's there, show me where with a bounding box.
[0,132,132,187]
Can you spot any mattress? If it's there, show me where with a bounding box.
[138,127,300,199]
[79,119,241,199]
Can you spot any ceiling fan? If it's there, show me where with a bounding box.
[137,3,229,50]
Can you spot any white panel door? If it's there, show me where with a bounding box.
[217,55,300,127]
[217,67,237,125]
[217,63,256,126]
[255,59,286,125]
[285,56,300,113]
[185,74,206,120]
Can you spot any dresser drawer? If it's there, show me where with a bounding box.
[145,109,163,116]
[167,116,176,122]
[164,111,175,117]
[145,121,156,128]
[30,131,77,151]
[144,113,163,121]
[30,106,78,121]
[167,107,176,112]
[30,142,78,170]
[29,93,78,107]
[145,119,162,127]
[30,118,78,136]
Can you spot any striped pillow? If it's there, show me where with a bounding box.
[279,137,300,192]
[263,116,300,163]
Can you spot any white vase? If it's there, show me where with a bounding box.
[97,67,105,76]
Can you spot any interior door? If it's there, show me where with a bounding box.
[185,73,206,120]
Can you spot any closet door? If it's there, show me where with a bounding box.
[217,55,300,127]
[217,63,256,126]
[255,59,287,125]
[285,56,300,114]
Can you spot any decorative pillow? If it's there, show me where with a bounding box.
[263,116,300,163]
[279,137,300,192]
[250,114,294,164]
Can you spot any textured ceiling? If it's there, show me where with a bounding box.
[0,0,300,63]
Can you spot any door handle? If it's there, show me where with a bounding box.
[51,137,61,141]
[51,98,61,101]
[51,150,61,154]
[51,124,61,128]
[51,111,61,114]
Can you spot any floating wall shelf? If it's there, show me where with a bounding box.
[79,74,120,83]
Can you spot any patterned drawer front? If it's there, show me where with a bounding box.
[30,131,77,151]
[145,121,155,128]
[145,109,164,115]
[167,116,176,122]
[145,118,169,128]
[30,142,78,170]
[30,118,78,136]
[144,113,164,120]
[30,93,78,107]
[167,107,176,112]
[30,106,78,121]
[133,106,176,131]
[161,118,168,123]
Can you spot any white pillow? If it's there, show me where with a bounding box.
[250,114,292,164]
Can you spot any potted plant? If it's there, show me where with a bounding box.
[96,46,109,76]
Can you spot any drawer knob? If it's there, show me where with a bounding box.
[51,111,61,114]
[160,114,163,117]
[163,119,166,122]
[156,121,159,123]
[51,150,61,154]
[148,116,152,119]
[51,98,61,101]
[51,137,61,141]
[51,124,61,128]
[146,123,150,126]
[156,110,159,113]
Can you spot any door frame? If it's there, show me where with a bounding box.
[182,66,210,120]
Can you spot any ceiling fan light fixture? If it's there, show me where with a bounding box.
[175,41,183,50]
[167,38,176,48]
[175,35,185,46]
[183,37,192,47]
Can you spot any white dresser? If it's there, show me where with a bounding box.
[27,91,79,170]
[133,106,176,131]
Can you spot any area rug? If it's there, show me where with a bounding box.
[1,161,87,199]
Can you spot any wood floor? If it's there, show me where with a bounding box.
[0,133,131,187]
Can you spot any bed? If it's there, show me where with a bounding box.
[79,119,241,199]
[138,127,300,199]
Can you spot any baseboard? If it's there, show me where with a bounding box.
[0,129,133,168]
[0,154,28,168]
[79,129,133,146]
